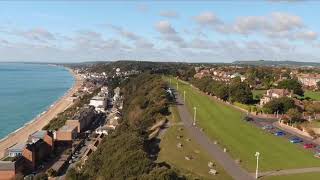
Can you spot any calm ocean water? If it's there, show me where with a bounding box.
[0,63,74,139]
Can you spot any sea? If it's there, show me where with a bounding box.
[0,63,74,139]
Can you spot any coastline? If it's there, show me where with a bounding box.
[0,67,83,158]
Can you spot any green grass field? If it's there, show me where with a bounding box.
[262,172,320,180]
[304,91,320,101]
[253,90,267,100]
[168,78,320,172]
[157,106,232,180]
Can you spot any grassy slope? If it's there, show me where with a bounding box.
[157,106,232,180]
[170,78,320,172]
[262,172,320,180]
[305,91,320,101]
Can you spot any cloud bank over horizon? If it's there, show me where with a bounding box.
[0,1,319,63]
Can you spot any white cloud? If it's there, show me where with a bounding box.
[159,10,179,18]
[155,21,177,34]
[194,12,221,26]
[194,11,317,41]
[16,28,56,42]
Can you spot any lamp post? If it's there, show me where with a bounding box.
[255,152,260,179]
[183,90,186,102]
[193,107,197,126]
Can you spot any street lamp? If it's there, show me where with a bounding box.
[193,106,197,126]
[183,90,186,102]
[255,152,260,179]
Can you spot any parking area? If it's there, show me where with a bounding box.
[247,115,320,156]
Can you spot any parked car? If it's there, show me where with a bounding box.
[262,125,273,130]
[274,131,286,136]
[304,143,316,149]
[243,116,253,122]
[289,137,303,143]
[316,146,320,151]
[315,152,320,158]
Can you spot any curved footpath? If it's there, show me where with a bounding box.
[175,92,254,180]
[0,69,83,158]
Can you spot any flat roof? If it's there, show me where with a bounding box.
[30,130,47,139]
[0,161,15,170]
[59,125,77,132]
[7,143,25,151]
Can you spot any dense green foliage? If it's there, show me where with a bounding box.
[89,60,194,78]
[278,79,304,96]
[69,74,183,180]
[286,108,303,123]
[190,77,253,104]
[263,97,296,114]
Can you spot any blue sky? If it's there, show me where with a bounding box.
[0,1,319,62]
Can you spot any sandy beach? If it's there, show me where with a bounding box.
[0,68,83,158]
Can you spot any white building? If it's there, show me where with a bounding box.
[6,143,25,157]
[90,96,107,112]
[95,126,108,135]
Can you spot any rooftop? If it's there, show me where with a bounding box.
[0,161,15,170]
[59,125,77,132]
[30,130,47,139]
[7,143,26,152]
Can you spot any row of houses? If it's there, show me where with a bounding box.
[194,67,247,82]
[297,73,320,88]
[0,131,54,179]
[0,105,98,179]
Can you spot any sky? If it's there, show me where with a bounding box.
[0,0,320,63]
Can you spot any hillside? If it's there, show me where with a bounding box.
[233,60,320,67]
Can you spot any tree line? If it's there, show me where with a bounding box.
[66,74,185,180]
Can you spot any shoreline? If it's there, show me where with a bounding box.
[0,67,83,158]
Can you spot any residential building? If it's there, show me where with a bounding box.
[6,143,25,158]
[260,89,292,106]
[55,125,78,142]
[90,96,107,112]
[297,74,320,88]
[66,106,96,133]
[0,161,16,180]
[23,131,54,171]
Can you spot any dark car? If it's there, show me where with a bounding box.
[243,116,253,122]
[274,131,286,136]
[289,137,303,143]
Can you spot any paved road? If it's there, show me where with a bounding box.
[256,167,320,177]
[175,92,254,180]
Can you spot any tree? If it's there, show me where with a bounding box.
[305,102,320,114]
[317,81,320,90]
[229,80,253,104]
[278,79,304,96]
[286,108,302,124]
[34,173,48,180]
[263,97,296,114]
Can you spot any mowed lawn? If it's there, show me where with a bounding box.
[157,106,232,180]
[169,78,320,172]
[304,91,320,101]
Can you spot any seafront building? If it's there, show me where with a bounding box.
[0,130,54,179]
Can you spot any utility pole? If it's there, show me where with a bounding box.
[193,107,197,126]
[183,90,186,102]
[255,152,260,179]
